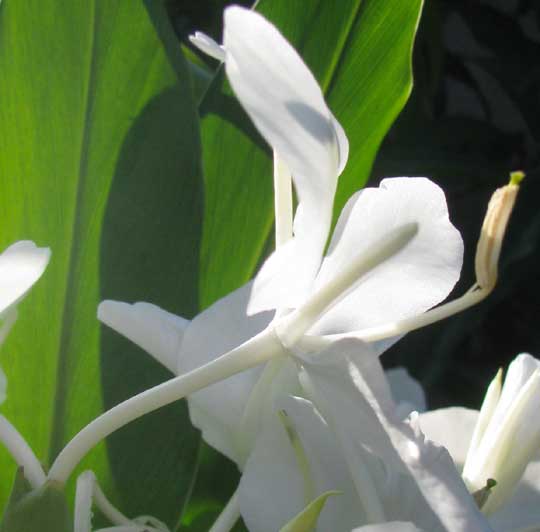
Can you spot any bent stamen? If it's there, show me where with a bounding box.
[0,414,46,488]
[301,173,523,349]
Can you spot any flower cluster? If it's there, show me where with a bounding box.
[0,5,535,532]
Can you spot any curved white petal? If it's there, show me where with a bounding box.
[484,353,540,440]
[178,283,274,465]
[223,6,345,312]
[239,408,306,532]
[418,407,479,469]
[386,367,427,416]
[97,300,188,374]
[299,340,491,532]
[488,459,540,532]
[0,241,50,315]
[282,396,364,530]
[309,178,464,336]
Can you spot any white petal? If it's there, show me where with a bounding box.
[97,301,188,374]
[485,353,540,439]
[330,112,349,176]
[188,31,226,62]
[239,409,306,532]
[178,282,274,465]
[386,367,427,416]
[223,6,344,312]
[418,408,479,469]
[309,178,464,336]
[278,395,364,530]
[488,459,540,531]
[0,241,50,315]
[300,340,491,532]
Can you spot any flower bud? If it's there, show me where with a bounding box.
[475,171,523,291]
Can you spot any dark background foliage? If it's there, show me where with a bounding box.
[168,0,540,528]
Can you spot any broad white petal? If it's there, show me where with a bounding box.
[98,301,188,374]
[223,6,344,312]
[0,241,50,315]
[300,340,491,532]
[418,408,479,469]
[386,367,427,416]
[239,409,306,532]
[488,459,540,532]
[353,524,423,532]
[309,178,464,336]
[178,282,274,465]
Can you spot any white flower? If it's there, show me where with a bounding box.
[420,353,540,531]
[0,240,50,346]
[237,339,490,532]
[99,6,464,469]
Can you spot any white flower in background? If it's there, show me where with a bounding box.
[0,240,50,488]
[420,353,540,532]
[0,240,50,346]
[99,6,465,470]
[238,340,491,532]
[0,241,164,531]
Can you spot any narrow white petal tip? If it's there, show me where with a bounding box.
[0,240,51,315]
[189,31,226,62]
[98,300,188,374]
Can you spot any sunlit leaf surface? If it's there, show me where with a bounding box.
[0,0,202,525]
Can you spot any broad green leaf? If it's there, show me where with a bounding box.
[198,0,424,308]
[0,0,202,523]
[279,491,340,532]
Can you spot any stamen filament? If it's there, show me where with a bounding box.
[0,414,46,488]
[48,329,286,484]
[209,486,241,532]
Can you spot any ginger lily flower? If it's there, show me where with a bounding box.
[0,240,50,487]
[237,339,491,532]
[58,5,515,505]
[420,353,540,532]
[99,6,463,468]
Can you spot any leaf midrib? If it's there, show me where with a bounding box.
[48,0,99,465]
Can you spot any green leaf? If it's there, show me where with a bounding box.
[0,0,202,523]
[198,0,424,308]
[0,474,72,532]
[279,491,340,532]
